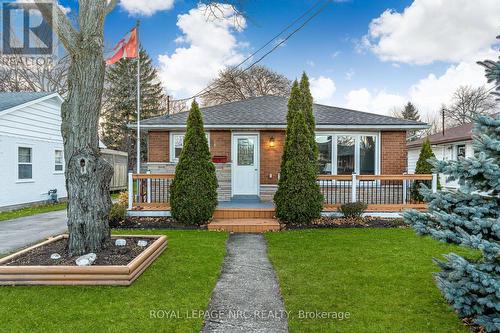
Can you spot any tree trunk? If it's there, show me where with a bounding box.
[57,2,114,255]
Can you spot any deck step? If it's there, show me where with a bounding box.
[208,218,280,233]
[212,208,275,219]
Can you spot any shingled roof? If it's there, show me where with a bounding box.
[407,122,473,148]
[140,95,428,130]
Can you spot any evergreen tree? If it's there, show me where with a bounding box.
[274,81,323,224]
[170,101,218,225]
[299,72,318,161]
[101,48,166,169]
[401,102,420,121]
[411,138,440,201]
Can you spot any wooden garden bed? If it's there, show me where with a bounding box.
[0,234,167,286]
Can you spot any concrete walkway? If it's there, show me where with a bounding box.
[0,210,67,255]
[202,234,289,332]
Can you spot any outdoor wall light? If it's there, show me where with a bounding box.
[269,136,275,148]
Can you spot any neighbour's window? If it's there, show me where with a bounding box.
[18,147,32,180]
[456,145,466,159]
[337,136,355,175]
[359,136,376,175]
[316,135,332,175]
[55,150,63,172]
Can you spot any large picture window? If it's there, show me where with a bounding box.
[315,133,378,175]
[337,135,355,175]
[316,135,332,175]
[18,147,32,180]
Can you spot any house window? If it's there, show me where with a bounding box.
[315,133,379,175]
[18,147,32,180]
[359,136,376,175]
[316,135,332,175]
[456,145,466,159]
[55,150,63,172]
[170,133,210,162]
[337,135,355,175]
[172,134,185,162]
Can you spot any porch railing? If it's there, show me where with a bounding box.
[128,173,174,210]
[128,172,437,212]
[318,174,437,211]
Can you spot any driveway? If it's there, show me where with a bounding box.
[0,210,67,255]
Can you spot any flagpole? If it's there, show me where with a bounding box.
[136,20,141,201]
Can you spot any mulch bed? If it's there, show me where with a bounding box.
[116,217,205,230]
[2,237,151,266]
[282,216,408,230]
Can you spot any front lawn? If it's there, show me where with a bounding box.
[0,230,227,333]
[266,228,475,333]
[0,202,67,222]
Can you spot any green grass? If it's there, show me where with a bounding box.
[266,228,476,333]
[0,202,67,221]
[0,230,228,333]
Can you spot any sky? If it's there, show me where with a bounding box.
[35,0,500,119]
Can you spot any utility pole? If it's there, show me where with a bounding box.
[167,95,170,115]
[441,106,445,136]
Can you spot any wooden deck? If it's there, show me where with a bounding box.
[208,218,280,233]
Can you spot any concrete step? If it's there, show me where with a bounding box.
[208,218,280,233]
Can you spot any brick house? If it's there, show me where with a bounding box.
[138,96,428,203]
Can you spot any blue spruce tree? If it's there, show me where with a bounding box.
[404,43,500,331]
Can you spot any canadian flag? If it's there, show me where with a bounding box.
[106,27,138,65]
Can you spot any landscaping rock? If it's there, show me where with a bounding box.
[115,239,127,246]
[137,240,148,247]
[50,253,61,260]
[75,253,97,266]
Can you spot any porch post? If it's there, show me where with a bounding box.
[351,173,357,203]
[128,172,133,210]
[432,173,438,193]
[402,174,407,205]
[146,170,151,203]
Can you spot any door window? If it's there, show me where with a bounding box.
[237,138,254,166]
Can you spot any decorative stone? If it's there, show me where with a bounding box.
[115,239,127,247]
[137,240,148,247]
[75,253,97,266]
[50,253,61,260]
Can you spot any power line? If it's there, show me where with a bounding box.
[170,0,330,103]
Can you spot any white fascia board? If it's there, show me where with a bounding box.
[130,123,430,131]
[0,93,63,118]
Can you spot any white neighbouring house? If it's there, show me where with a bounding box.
[0,92,67,210]
[407,122,474,189]
[0,92,129,211]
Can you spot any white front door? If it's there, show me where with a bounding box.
[232,134,259,195]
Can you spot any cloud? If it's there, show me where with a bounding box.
[120,0,175,16]
[345,88,406,114]
[306,60,315,67]
[344,69,354,80]
[365,0,500,64]
[158,4,246,98]
[344,49,496,116]
[310,76,336,105]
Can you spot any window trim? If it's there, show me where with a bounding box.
[54,149,64,174]
[17,145,33,182]
[315,132,380,175]
[169,132,210,163]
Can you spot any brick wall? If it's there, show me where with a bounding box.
[260,130,285,185]
[209,130,231,159]
[380,131,407,174]
[148,131,169,162]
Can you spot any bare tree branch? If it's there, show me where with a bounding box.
[105,0,118,15]
[32,0,78,53]
[444,85,498,126]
